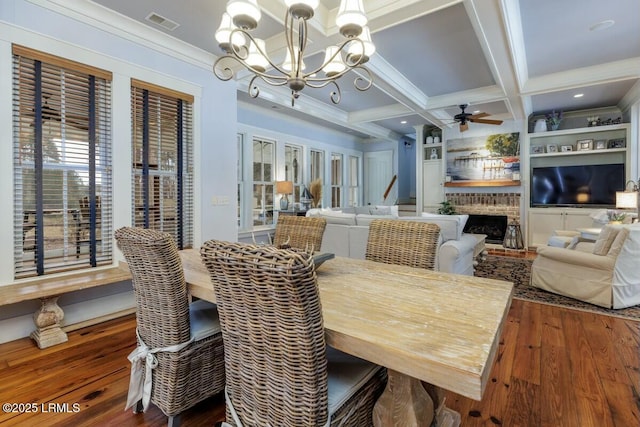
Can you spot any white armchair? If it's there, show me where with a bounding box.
[532,223,640,308]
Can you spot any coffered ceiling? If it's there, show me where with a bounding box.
[78,0,640,141]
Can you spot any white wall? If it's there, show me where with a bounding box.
[0,0,237,342]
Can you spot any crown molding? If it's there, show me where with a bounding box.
[25,0,215,70]
[619,79,640,113]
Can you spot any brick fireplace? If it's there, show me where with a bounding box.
[446,193,521,244]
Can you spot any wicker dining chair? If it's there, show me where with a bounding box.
[273,215,326,251]
[200,240,386,427]
[115,227,225,427]
[365,219,441,270]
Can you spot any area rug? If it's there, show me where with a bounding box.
[476,255,640,321]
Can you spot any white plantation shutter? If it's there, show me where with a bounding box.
[12,45,113,278]
[131,81,193,249]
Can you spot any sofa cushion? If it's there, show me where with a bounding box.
[355,214,394,226]
[319,211,357,226]
[419,213,468,241]
[592,225,620,255]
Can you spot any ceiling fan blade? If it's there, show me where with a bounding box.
[470,118,503,125]
[460,122,469,132]
[469,112,489,119]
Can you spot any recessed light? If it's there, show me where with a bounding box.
[400,120,407,124]
[473,110,480,114]
[589,19,615,32]
[573,93,584,98]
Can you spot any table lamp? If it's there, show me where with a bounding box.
[615,178,639,223]
[276,180,293,210]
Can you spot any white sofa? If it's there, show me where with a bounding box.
[532,223,640,309]
[307,208,479,276]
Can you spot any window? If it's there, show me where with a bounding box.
[348,155,359,206]
[253,138,274,227]
[237,133,244,228]
[331,153,343,207]
[131,80,193,249]
[284,144,302,204]
[310,149,324,183]
[12,45,113,278]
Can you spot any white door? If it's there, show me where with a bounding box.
[422,159,443,208]
[364,151,393,206]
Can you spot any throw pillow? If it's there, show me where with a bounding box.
[370,205,391,215]
[421,213,469,240]
[607,227,629,258]
[318,211,357,226]
[566,236,580,250]
[592,225,620,256]
[368,205,400,217]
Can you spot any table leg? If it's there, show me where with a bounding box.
[373,369,434,427]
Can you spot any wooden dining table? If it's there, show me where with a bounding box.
[180,249,513,427]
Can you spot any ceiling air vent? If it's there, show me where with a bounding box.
[145,12,180,31]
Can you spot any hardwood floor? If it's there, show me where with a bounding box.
[0,299,638,426]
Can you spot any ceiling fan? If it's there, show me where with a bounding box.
[452,104,503,132]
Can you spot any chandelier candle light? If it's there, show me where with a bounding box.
[214,0,375,106]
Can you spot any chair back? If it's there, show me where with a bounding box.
[273,216,326,251]
[365,219,440,270]
[115,227,190,348]
[200,240,328,427]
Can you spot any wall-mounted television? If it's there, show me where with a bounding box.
[531,163,625,207]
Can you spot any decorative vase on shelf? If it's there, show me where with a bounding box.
[426,136,433,144]
[550,123,560,131]
[433,135,440,144]
[533,119,547,133]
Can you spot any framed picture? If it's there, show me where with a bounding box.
[561,145,573,152]
[530,145,544,154]
[594,140,607,150]
[445,132,520,186]
[546,144,558,153]
[608,138,626,149]
[576,139,593,151]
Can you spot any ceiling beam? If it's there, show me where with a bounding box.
[463,0,526,120]
[236,79,403,142]
[522,57,640,95]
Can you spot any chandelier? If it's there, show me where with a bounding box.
[214,0,375,106]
